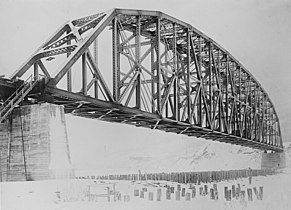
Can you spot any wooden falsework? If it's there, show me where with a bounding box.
[78,168,275,185]
[2,8,283,152]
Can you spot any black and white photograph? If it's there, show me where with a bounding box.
[0,0,290,209]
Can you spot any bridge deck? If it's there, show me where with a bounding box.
[45,86,283,152]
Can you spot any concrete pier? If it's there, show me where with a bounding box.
[0,103,74,181]
[261,151,286,170]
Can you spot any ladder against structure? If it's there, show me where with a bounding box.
[0,75,39,124]
[0,103,74,182]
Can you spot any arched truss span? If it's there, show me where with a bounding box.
[10,9,283,151]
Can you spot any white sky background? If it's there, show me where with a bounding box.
[0,0,290,170]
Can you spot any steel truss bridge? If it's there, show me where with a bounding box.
[0,9,283,152]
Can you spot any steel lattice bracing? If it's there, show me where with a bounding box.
[9,8,283,151]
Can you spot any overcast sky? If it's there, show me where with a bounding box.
[0,0,290,170]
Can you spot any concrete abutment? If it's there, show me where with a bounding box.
[261,151,286,170]
[0,103,74,182]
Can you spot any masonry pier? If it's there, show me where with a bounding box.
[261,151,286,170]
[0,103,74,181]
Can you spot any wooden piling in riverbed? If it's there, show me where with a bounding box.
[192,186,196,198]
[157,189,161,201]
[225,187,231,201]
[213,183,218,200]
[166,189,171,200]
[210,188,215,200]
[204,185,208,195]
[259,186,263,200]
[124,195,130,202]
[140,190,144,198]
[186,192,191,201]
[182,188,186,197]
[228,190,232,201]
[232,185,236,198]
[149,192,153,201]
[170,186,174,193]
[175,191,180,200]
[241,190,245,200]
[253,187,260,200]
[224,187,228,199]
[247,188,253,201]
[134,189,139,197]
[199,187,204,196]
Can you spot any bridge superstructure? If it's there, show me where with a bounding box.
[0,8,283,152]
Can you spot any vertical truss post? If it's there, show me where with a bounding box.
[186,29,191,123]
[249,80,253,139]
[275,119,278,146]
[252,86,256,139]
[275,122,278,146]
[248,83,251,138]
[267,106,271,144]
[277,124,280,146]
[34,62,39,80]
[264,100,267,143]
[271,111,274,145]
[198,37,202,126]
[82,52,87,95]
[225,54,229,130]
[208,42,212,126]
[151,41,155,113]
[279,121,282,147]
[252,86,255,140]
[244,76,248,138]
[258,92,262,141]
[67,31,72,92]
[258,93,262,141]
[94,39,98,99]
[165,46,169,118]
[254,87,259,140]
[274,121,277,145]
[172,23,178,120]
[278,122,282,147]
[273,115,276,145]
[268,108,271,144]
[112,18,120,101]
[239,67,242,135]
[217,50,222,132]
[230,62,237,135]
[262,95,266,143]
[156,17,161,113]
[269,107,272,145]
[135,16,141,109]
[259,92,263,141]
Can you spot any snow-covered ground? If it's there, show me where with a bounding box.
[1,142,290,210]
[1,168,291,210]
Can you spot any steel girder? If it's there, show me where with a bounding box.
[9,8,283,151]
